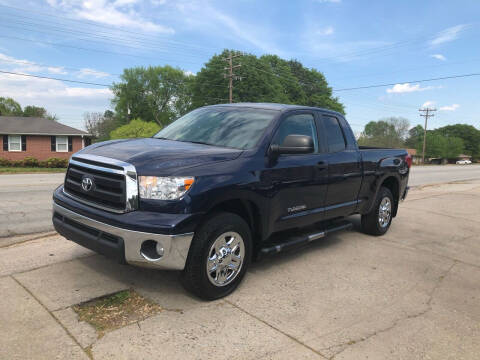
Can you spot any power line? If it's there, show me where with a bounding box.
[0,34,214,66]
[0,70,111,86]
[0,58,120,77]
[332,73,480,92]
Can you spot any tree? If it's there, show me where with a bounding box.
[84,110,118,142]
[416,132,464,159]
[23,105,47,117]
[0,97,22,116]
[109,118,161,139]
[432,124,480,158]
[111,65,193,127]
[405,124,424,148]
[191,50,344,113]
[357,117,410,148]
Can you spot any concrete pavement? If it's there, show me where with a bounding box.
[0,179,479,359]
[1,164,479,238]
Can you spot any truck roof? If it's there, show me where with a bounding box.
[206,102,344,117]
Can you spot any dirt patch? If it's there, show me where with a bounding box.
[73,289,161,336]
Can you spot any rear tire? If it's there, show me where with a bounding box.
[361,186,394,236]
[181,212,252,300]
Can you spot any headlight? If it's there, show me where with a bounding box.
[138,176,195,200]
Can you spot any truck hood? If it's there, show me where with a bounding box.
[77,138,243,175]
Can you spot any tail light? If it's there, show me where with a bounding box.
[405,154,412,168]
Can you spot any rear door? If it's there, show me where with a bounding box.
[262,111,329,232]
[320,114,363,219]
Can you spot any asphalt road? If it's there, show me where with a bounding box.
[1,179,480,359]
[1,164,480,237]
[409,164,480,186]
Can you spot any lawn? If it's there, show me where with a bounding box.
[0,167,67,174]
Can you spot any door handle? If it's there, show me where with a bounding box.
[316,162,327,170]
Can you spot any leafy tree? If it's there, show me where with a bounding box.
[0,97,22,116]
[111,66,193,127]
[416,132,464,158]
[23,105,47,117]
[110,118,161,139]
[357,117,410,148]
[191,50,344,113]
[405,124,424,148]
[432,124,480,158]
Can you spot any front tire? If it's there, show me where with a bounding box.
[361,186,394,236]
[181,212,252,300]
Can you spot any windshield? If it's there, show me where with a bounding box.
[154,107,278,150]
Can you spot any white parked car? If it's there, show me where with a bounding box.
[456,159,472,165]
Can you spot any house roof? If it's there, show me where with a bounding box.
[0,116,89,136]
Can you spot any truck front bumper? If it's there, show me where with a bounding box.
[53,202,194,270]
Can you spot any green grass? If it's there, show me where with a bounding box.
[0,167,66,174]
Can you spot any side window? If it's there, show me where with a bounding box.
[272,114,318,152]
[323,116,346,153]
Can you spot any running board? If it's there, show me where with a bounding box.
[259,220,353,256]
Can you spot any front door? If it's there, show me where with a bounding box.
[262,111,329,233]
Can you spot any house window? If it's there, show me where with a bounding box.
[56,136,68,152]
[8,135,22,152]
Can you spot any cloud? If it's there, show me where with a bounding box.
[386,83,436,94]
[421,101,435,108]
[77,68,111,78]
[0,53,67,75]
[316,0,341,3]
[439,104,459,111]
[430,54,446,61]
[430,24,469,46]
[0,72,112,128]
[316,26,334,36]
[46,0,174,34]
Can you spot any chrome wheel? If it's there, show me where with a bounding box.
[206,232,245,287]
[378,197,392,228]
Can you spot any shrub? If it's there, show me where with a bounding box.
[45,157,68,168]
[0,158,11,167]
[11,160,24,167]
[23,156,39,167]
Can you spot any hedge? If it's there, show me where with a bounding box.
[0,157,68,168]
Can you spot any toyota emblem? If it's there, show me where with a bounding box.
[81,177,94,192]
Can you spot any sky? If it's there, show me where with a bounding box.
[0,0,479,134]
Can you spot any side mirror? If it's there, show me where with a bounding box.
[270,135,314,156]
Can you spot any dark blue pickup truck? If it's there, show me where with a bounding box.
[53,103,410,299]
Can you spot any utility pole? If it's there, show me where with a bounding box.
[224,51,242,103]
[419,107,436,164]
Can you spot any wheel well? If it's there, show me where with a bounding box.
[381,176,400,216]
[207,199,262,248]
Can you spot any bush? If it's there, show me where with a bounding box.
[45,157,68,168]
[0,156,68,168]
[0,158,11,167]
[11,160,24,167]
[23,156,39,167]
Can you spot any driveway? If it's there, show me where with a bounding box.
[1,164,480,238]
[1,180,479,359]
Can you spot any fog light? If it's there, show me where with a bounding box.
[140,240,164,261]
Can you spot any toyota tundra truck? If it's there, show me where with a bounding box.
[52,103,410,300]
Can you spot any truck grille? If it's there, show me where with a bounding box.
[63,155,138,213]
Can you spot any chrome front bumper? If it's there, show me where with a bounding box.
[53,203,194,270]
